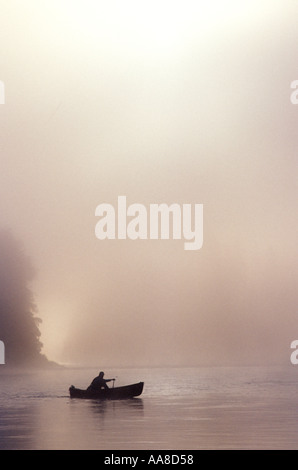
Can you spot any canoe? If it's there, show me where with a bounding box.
[69,381,144,400]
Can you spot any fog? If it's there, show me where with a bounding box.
[0,0,297,367]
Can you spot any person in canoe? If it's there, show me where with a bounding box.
[87,371,115,391]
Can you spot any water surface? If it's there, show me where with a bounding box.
[0,366,297,449]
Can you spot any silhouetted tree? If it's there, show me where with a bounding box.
[0,230,48,366]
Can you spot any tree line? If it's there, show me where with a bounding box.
[0,229,52,367]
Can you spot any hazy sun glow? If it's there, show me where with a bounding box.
[38,299,72,363]
[55,0,277,56]
[1,0,297,367]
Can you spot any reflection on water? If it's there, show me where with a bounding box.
[86,397,144,416]
[1,367,298,449]
[31,396,145,450]
[0,406,35,450]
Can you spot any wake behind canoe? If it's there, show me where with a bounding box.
[69,381,144,400]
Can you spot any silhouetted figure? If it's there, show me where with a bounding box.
[87,371,115,391]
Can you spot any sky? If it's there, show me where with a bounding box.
[0,0,297,367]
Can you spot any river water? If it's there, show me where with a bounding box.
[0,366,298,450]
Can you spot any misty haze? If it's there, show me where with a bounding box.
[0,0,297,370]
[0,0,298,451]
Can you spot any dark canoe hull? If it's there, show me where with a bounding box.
[69,382,144,400]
